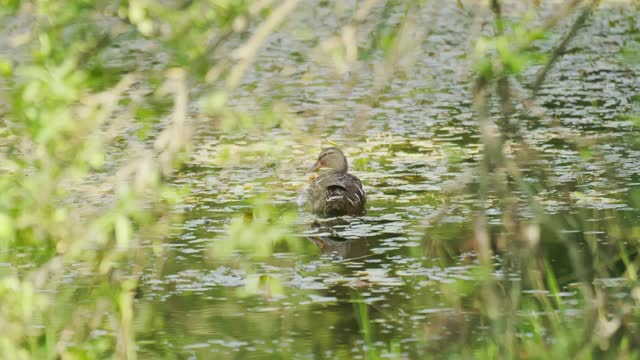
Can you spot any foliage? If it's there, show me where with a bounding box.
[0,0,205,358]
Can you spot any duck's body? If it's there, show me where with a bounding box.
[306,147,366,217]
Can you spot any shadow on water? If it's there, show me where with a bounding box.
[306,231,369,260]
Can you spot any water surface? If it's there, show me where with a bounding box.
[134,1,640,358]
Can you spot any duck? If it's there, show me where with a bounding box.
[305,147,366,217]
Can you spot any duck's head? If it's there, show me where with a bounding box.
[306,147,348,174]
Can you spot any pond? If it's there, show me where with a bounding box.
[116,1,640,358]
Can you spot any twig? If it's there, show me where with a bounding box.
[531,0,600,95]
[226,0,302,93]
[491,0,504,34]
[491,0,516,133]
[76,32,111,68]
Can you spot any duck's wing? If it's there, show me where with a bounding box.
[311,173,366,216]
[315,173,363,194]
[340,174,366,206]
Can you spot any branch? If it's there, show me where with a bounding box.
[531,0,600,94]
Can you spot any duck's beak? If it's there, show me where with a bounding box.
[305,160,322,174]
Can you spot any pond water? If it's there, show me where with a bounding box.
[131,1,640,358]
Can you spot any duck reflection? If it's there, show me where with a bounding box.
[306,220,369,259]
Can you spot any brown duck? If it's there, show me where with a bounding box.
[305,147,366,217]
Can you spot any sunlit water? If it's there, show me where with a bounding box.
[114,2,640,358]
